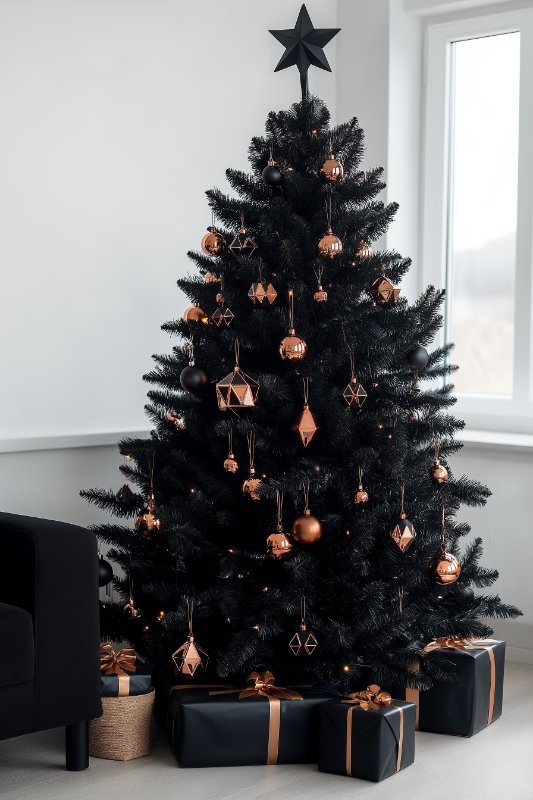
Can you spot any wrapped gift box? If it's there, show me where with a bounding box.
[393,638,505,737]
[167,671,339,767]
[318,686,416,783]
[101,668,152,698]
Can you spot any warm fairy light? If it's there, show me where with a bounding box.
[222,573,230,579]
[343,665,350,672]
[189,486,197,494]
[253,624,260,630]
[157,610,165,621]
[387,433,393,440]
[262,473,267,479]
[228,548,235,554]
[226,617,231,623]
[263,586,269,592]
[345,530,351,536]
[288,289,293,297]
[377,423,384,430]
[237,573,243,579]
[143,625,150,632]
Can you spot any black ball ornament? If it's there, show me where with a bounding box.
[262,163,282,186]
[98,556,113,587]
[406,345,429,372]
[180,365,207,392]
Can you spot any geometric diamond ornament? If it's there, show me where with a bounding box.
[289,625,319,656]
[172,635,209,677]
[342,378,367,409]
[390,515,416,553]
[216,367,259,410]
[248,281,277,305]
[293,404,318,447]
[229,217,257,258]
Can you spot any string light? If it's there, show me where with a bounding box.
[343,665,350,672]
[262,586,269,592]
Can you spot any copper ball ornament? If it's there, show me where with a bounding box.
[279,329,307,361]
[320,152,344,183]
[430,460,449,484]
[183,303,209,325]
[223,454,239,473]
[242,469,261,500]
[313,285,328,302]
[429,551,461,585]
[266,530,293,559]
[292,509,322,544]
[318,227,343,259]
[135,509,161,539]
[201,229,226,257]
[355,241,373,260]
[354,486,369,505]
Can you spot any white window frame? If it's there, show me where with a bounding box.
[421,8,533,434]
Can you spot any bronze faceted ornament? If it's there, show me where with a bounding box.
[216,341,259,411]
[293,378,317,447]
[172,598,209,678]
[390,485,416,553]
[289,596,318,655]
[369,275,401,305]
[248,281,277,305]
[229,216,257,258]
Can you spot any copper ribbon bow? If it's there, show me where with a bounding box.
[100,643,137,697]
[405,637,498,729]
[212,671,303,765]
[342,684,403,776]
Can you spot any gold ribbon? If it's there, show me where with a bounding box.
[211,671,303,765]
[407,637,499,727]
[100,643,137,697]
[342,684,403,776]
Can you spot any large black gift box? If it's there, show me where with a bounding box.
[318,698,416,782]
[168,683,339,767]
[394,639,505,737]
[101,667,153,698]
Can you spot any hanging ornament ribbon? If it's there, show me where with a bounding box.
[405,637,500,728]
[100,642,137,697]
[341,684,403,776]
[210,671,303,765]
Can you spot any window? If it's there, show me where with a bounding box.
[423,10,533,433]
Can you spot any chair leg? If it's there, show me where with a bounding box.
[65,721,89,771]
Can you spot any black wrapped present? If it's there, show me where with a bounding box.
[318,685,415,782]
[167,671,339,767]
[394,637,505,737]
[99,643,153,698]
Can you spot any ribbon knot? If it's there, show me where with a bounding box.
[342,683,392,711]
[239,671,303,702]
[100,643,137,676]
[423,636,470,652]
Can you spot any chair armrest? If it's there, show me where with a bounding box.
[0,512,101,729]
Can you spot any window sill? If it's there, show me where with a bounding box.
[458,429,533,452]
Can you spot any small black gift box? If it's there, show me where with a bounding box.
[167,671,339,767]
[99,643,153,698]
[318,686,416,782]
[393,638,505,737]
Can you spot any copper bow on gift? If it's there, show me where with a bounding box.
[211,671,303,765]
[342,683,393,711]
[100,643,137,697]
[342,684,403,776]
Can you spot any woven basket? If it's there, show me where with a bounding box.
[89,689,155,761]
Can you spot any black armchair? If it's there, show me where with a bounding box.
[0,512,102,770]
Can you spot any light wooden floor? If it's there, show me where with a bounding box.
[1,661,532,800]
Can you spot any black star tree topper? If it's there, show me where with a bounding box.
[269,4,340,100]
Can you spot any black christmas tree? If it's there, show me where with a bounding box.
[82,5,520,691]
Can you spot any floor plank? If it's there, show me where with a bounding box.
[1,662,532,800]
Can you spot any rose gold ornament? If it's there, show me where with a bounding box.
[430,437,449,484]
[204,271,220,284]
[242,431,261,499]
[229,215,257,258]
[369,272,400,305]
[223,430,239,473]
[293,377,318,447]
[135,457,162,538]
[216,340,259,411]
[429,551,461,585]
[354,466,369,504]
[343,350,367,409]
[320,141,344,183]
[212,301,234,327]
[279,290,307,361]
[289,596,318,656]
[318,195,342,258]
[124,575,141,618]
[292,481,321,543]
[267,491,293,559]
[201,221,226,256]
[172,598,209,677]
[390,485,416,553]
[313,264,327,302]
[248,281,277,305]
[183,301,209,325]
[355,241,373,260]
